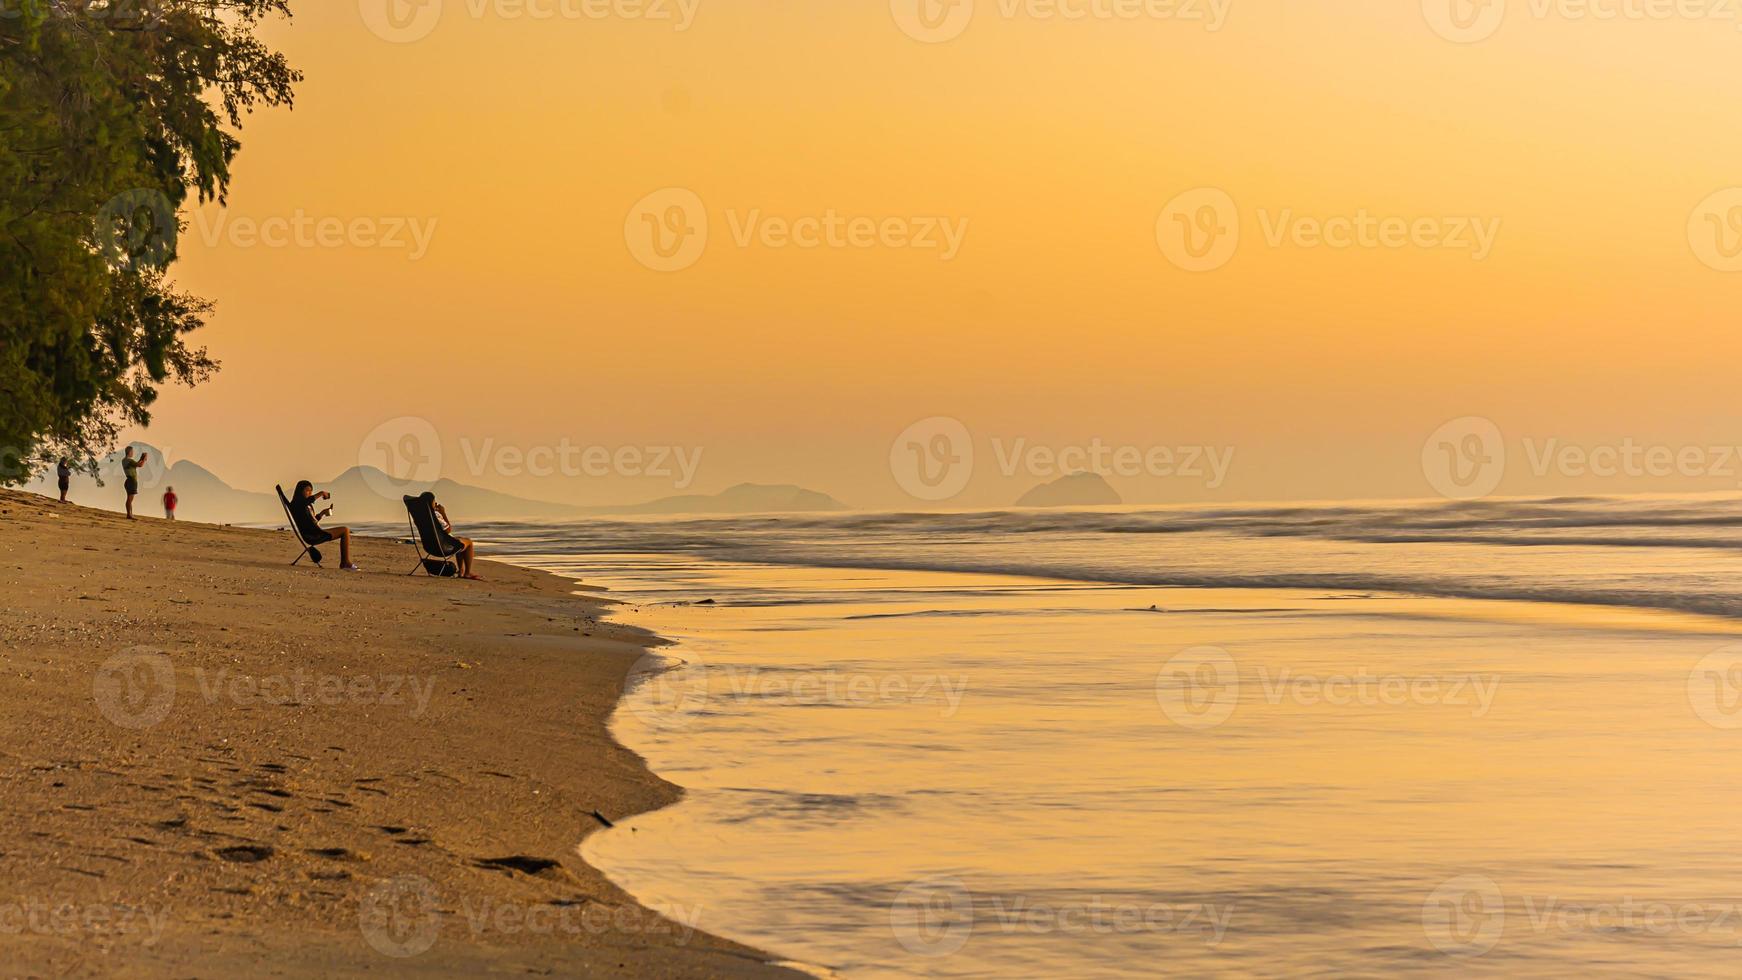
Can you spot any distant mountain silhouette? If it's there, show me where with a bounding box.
[592,483,848,516]
[27,450,847,523]
[1016,472,1122,508]
[317,467,589,523]
[25,443,276,524]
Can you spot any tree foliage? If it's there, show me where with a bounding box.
[0,0,298,481]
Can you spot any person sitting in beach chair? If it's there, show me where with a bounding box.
[283,480,360,572]
[403,491,479,580]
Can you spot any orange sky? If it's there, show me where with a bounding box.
[127,0,1742,509]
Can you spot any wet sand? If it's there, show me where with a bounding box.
[0,488,802,978]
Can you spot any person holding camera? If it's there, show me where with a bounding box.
[288,480,359,571]
[121,446,147,519]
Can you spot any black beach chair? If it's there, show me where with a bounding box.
[277,485,323,567]
[403,494,462,578]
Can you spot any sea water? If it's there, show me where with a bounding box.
[471,496,1742,977]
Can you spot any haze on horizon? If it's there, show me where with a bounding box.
[117,0,1742,510]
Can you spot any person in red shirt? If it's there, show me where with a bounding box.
[162,486,178,521]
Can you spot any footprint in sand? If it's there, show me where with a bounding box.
[307,847,368,862]
[213,844,273,863]
[475,855,562,877]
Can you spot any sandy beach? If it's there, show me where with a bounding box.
[0,488,801,978]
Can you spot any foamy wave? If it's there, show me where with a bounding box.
[459,494,1742,622]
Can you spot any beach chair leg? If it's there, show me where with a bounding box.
[406,515,432,576]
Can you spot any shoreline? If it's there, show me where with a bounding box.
[0,488,803,977]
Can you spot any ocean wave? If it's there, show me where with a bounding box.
[461,494,1742,622]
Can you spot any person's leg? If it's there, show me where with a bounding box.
[126,493,135,519]
[460,538,478,579]
[333,527,356,569]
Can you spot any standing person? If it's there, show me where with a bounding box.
[56,459,71,503]
[289,481,360,571]
[121,447,148,520]
[162,486,178,521]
